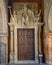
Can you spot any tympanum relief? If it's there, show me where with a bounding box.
[10,5,41,27]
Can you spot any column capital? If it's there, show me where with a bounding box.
[38,22,44,26]
[8,23,14,32]
[8,23,14,26]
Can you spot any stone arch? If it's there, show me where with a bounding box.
[48,5,52,30]
[0,0,8,63]
[44,0,52,32]
[44,0,52,44]
[44,1,52,63]
[0,0,8,32]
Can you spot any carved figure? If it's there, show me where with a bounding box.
[34,9,41,22]
[10,11,17,23]
[10,5,41,26]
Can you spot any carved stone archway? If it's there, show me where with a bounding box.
[8,4,43,63]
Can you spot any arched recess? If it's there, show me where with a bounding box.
[44,0,52,63]
[44,0,52,36]
[0,0,8,63]
[48,5,52,31]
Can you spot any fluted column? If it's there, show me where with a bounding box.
[8,23,14,63]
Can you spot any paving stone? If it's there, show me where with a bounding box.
[0,63,49,65]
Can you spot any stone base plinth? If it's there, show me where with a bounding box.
[10,52,14,63]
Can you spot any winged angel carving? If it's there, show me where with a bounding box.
[10,11,17,23]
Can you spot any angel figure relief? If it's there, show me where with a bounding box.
[10,11,17,23]
[34,9,41,22]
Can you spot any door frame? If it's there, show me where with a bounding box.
[14,26,39,63]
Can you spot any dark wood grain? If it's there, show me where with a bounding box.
[17,29,35,60]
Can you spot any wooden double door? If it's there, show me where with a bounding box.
[17,29,35,60]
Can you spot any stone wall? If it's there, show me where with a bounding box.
[44,0,52,63]
[0,0,8,63]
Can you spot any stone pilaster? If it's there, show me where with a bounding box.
[8,23,14,63]
[38,22,44,53]
[38,22,44,63]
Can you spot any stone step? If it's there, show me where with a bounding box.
[0,63,49,65]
